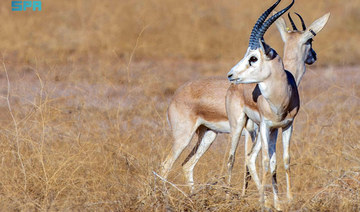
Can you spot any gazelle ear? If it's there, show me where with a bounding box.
[302,12,330,42]
[260,38,277,60]
[275,16,288,42]
[259,38,266,53]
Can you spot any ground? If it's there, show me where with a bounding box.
[0,58,358,211]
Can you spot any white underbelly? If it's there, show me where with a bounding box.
[267,118,293,128]
[200,119,231,133]
[199,119,259,135]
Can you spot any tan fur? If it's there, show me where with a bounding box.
[169,77,229,124]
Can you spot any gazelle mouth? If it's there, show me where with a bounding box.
[229,78,241,84]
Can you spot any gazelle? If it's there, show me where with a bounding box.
[160,0,329,205]
[240,11,330,198]
[225,0,300,208]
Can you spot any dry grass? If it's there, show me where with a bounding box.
[0,0,359,211]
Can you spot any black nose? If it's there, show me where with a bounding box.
[228,74,233,79]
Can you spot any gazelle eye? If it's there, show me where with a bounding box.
[249,56,258,66]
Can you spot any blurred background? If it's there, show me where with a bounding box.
[0,0,358,211]
[0,0,359,65]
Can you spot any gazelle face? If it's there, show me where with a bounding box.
[285,33,317,65]
[227,0,294,85]
[227,44,278,84]
[276,12,330,66]
[228,48,266,84]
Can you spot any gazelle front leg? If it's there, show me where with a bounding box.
[282,124,294,201]
[242,120,257,195]
[268,129,280,210]
[227,114,247,185]
[259,121,281,210]
[242,129,255,196]
[244,129,262,193]
[259,121,270,206]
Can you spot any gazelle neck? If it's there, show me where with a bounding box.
[283,48,306,86]
[258,60,291,116]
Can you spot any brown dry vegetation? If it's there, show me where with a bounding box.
[0,0,359,211]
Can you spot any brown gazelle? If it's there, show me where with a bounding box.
[160,0,329,208]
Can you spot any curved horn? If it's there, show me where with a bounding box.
[249,0,281,49]
[288,12,298,31]
[256,0,295,43]
[295,12,306,30]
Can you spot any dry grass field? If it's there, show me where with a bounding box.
[0,0,359,211]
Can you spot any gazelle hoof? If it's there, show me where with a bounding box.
[263,198,283,211]
[287,194,293,202]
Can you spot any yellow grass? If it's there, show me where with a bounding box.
[0,0,359,211]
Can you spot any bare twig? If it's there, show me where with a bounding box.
[126,25,148,83]
[2,60,27,191]
[152,171,194,204]
[299,173,346,210]
[32,65,51,209]
[85,200,122,207]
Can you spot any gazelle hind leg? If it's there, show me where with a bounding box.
[160,112,200,178]
[181,126,208,167]
[182,128,217,192]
